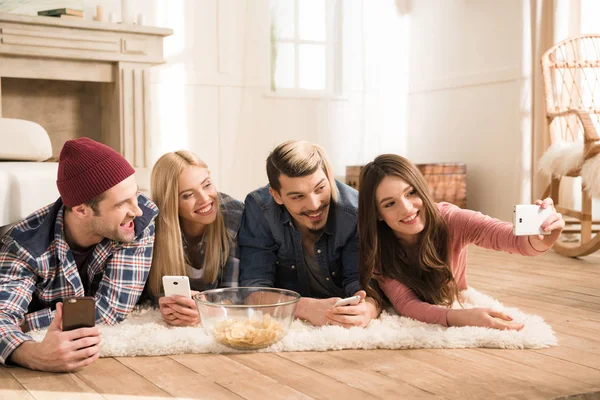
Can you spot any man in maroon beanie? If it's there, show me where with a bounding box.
[0,137,158,372]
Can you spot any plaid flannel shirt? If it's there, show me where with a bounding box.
[0,194,158,365]
[181,192,243,291]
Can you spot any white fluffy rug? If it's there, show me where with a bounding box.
[29,288,557,357]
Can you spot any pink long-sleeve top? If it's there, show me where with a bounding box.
[377,202,546,326]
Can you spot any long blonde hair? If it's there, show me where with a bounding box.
[148,151,231,297]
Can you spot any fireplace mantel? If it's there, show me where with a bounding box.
[0,12,173,188]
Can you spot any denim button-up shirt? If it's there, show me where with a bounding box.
[238,180,360,298]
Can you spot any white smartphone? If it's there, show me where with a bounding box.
[162,275,192,298]
[334,295,362,307]
[513,205,553,236]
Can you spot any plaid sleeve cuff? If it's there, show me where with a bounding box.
[24,308,54,332]
[0,330,34,366]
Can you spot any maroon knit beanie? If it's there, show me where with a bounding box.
[57,137,135,207]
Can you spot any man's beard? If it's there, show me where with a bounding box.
[303,202,330,234]
[308,226,325,235]
[91,218,136,243]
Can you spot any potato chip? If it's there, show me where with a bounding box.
[212,313,285,349]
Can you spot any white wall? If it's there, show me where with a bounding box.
[84,0,410,201]
[406,0,528,222]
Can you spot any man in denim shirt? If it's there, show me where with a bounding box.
[0,138,157,372]
[239,140,380,327]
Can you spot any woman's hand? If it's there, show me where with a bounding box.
[324,291,380,328]
[447,308,523,331]
[530,198,565,250]
[158,291,201,326]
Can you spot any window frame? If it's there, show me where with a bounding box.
[268,0,342,98]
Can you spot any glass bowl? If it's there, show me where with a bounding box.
[194,287,301,350]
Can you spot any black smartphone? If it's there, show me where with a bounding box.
[62,296,96,331]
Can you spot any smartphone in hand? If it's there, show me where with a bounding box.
[62,296,96,331]
[334,295,362,307]
[162,276,192,298]
[513,205,553,236]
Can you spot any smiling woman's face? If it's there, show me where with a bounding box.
[375,175,426,243]
[177,166,219,227]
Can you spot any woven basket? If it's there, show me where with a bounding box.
[345,163,467,208]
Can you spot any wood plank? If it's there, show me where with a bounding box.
[7,366,102,400]
[278,351,436,399]
[118,356,242,399]
[329,349,503,399]
[469,260,600,292]
[437,349,592,398]
[73,358,173,399]
[0,367,34,400]
[534,345,600,371]
[390,349,551,399]
[550,327,600,356]
[469,269,600,305]
[227,352,377,400]
[475,348,600,386]
[469,265,600,297]
[171,353,314,400]
[469,282,600,323]
[553,392,600,400]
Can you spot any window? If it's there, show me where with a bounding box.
[270,0,341,95]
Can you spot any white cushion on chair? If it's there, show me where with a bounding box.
[582,154,600,197]
[538,141,583,177]
[0,118,52,161]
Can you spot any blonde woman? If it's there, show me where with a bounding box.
[149,151,243,326]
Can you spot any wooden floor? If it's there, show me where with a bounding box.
[2,246,600,400]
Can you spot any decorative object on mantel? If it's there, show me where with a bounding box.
[92,5,105,22]
[0,1,82,17]
[121,0,133,24]
[346,162,467,208]
[37,7,82,18]
[27,288,557,356]
[56,14,82,20]
[0,118,52,161]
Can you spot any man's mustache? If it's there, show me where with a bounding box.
[300,203,330,216]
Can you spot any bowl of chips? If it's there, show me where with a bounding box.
[194,287,300,350]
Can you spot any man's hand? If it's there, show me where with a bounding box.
[447,307,524,331]
[294,297,340,327]
[159,291,201,326]
[324,290,379,328]
[9,302,102,372]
